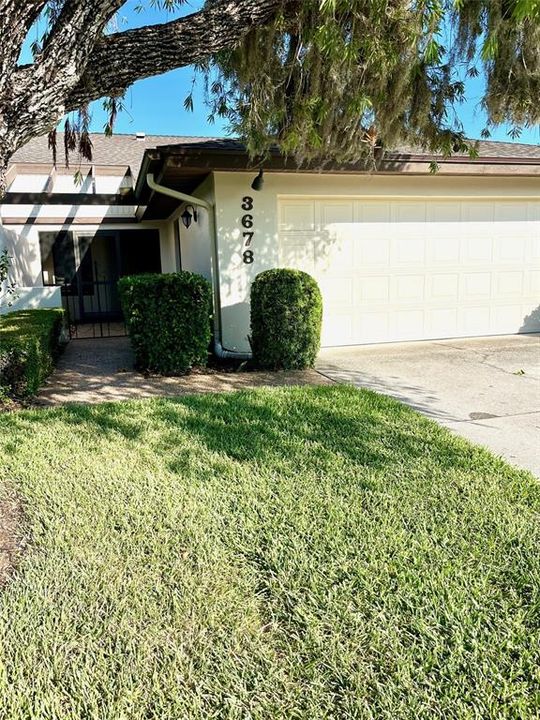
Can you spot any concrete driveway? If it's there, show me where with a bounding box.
[317,334,540,477]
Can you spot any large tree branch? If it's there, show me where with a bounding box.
[4,0,127,151]
[39,0,126,81]
[66,0,291,110]
[0,1,47,82]
[0,0,292,182]
[0,0,48,168]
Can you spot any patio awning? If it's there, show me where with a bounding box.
[1,191,137,205]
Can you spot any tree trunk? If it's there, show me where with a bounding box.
[0,0,290,189]
[0,163,7,198]
[0,129,12,197]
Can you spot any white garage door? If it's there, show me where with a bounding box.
[278,198,540,346]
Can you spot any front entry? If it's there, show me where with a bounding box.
[40,229,162,338]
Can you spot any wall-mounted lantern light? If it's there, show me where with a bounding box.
[251,168,264,191]
[181,205,199,229]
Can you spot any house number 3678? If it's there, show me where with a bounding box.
[241,196,254,264]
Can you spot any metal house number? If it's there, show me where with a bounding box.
[241,196,254,264]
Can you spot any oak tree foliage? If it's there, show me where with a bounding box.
[0,0,538,187]
[203,0,539,163]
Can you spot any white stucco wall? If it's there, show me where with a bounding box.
[2,224,58,315]
[159,221,179,273]
[0,223,50,315]
[178,175,215,281]
[0,286,62,315]
[212,171,540,352]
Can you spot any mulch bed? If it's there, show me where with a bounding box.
[0,489,25,587]
[0,397,34,413]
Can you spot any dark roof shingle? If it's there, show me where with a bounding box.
[9,132,540,176]
[10,133,219,177]
[390,139,540,160]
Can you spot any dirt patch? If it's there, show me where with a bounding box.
[0,489,26,587]
[0,397,35,414]
[36,337,333,406]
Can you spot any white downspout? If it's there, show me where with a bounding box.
[146,172,212,211]
[146,174,252,361]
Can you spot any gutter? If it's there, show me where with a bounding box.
[146,172,212,211]
[146,174,252,361]
[150,145,540,175]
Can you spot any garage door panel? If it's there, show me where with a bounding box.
[355,223,393,242]
[391,236,426,265]
[428,274,460,301]
[462,203,494,223]
[461,236,493,263]
[322,312,353,346]
[355,312,390,344]
[494,203,528,222]
[492,305,528,333]
[428,308,459,337]
[528,270,540,294]
[320,201,354,225]
[428,236,461,264]
[460,306,492,334]
[461,272,492,300]
[279,243,314,271]
[494,236,527,263]
[495,271,525,297]
[359,276,390,302]
[319,277,354,306]
[278,197,540,346]
[427,202,461,221]
[317,233,354,270]
[426,203,461,237]
[392,310,426,340]
[356,236,390,268]
[528,202,540,221]
[357,202,391,223]
[392,202,426,223]
[279,201,315,231]
[394,275,426,302]
[461,204,495,240]
[530,237,540,260]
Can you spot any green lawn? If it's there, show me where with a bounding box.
[0,385,538,719]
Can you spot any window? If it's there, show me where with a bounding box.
[39,231,93,292]
[39,230,162,290]
[40,231,75,286]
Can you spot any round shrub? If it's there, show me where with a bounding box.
[118,272,212,375]
[250,269,322,370]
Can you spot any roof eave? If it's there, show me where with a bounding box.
[151,146,540,174]
[133,145,540,209]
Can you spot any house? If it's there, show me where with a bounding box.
[1,133,539,355]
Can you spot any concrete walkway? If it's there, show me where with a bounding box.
[318,334,540,477]
[37,337,331,406]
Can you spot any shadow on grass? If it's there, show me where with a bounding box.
[0,386,502,477]
[0,400,146,452]
[150,387,489,475]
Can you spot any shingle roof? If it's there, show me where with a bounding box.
[9,132,540,177]
[391,140,540,160]
[9,133,220,178]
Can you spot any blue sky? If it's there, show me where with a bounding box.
[24,1,540,144]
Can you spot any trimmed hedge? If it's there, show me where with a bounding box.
[0,308,65,397]
[118,272,213,375]
[250,269,323,369]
